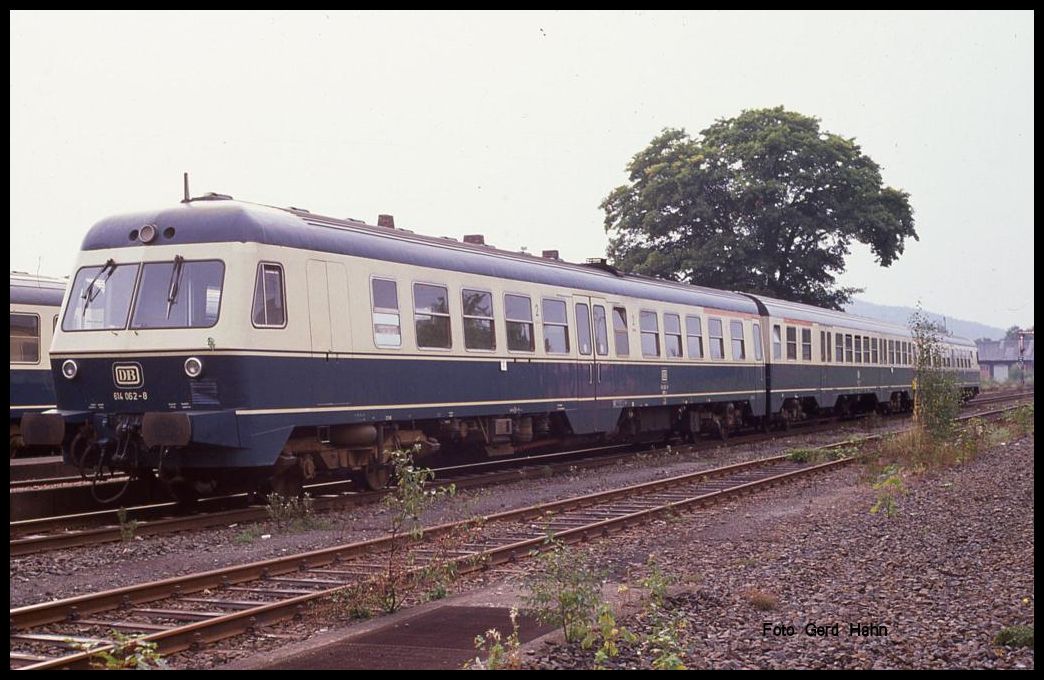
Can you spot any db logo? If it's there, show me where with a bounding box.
[112,362,144,389]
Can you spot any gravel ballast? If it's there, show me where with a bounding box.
[529,434,1035,669]
[10,424,882,608]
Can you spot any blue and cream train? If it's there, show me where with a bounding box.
[22,195,980,497]
[10,272,66,456]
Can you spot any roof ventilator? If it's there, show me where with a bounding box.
[584,257,624,276]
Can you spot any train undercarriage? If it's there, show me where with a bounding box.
[59,389,925,505]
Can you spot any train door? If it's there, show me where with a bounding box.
[572,296,610,401]
[325,262,350,353]
[306,261,331,355]
[306,260,351,355]
[307,260,352,405]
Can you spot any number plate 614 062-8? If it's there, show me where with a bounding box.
[112,391,149,401]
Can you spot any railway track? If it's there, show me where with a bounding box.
[10,392,1032,556]
[9,404,1027,670]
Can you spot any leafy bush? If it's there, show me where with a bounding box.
[522,541,605,643]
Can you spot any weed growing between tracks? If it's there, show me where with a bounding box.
[785,445,858,464]
[116,506,139,543]
[70,631,167,670]
[265,493,328,532]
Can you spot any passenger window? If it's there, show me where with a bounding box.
[612,307,630,357]
[371,278,401,347]
[826,332,833,362]
[686,316,704,359]
[505,294,535,352]
[462,289,495,351]
[730,320,746,360]
[845,334,853,363]
[664,313,682,358]
[772,324,782,360]
[10,313,40,363]
[888,340,895,365]
[801,328,812,361]
[414,283,451,349]
[820,331,826,362]
[252,263,286,328]
[752,322,763,361]
[575,303,592,356]
[542,298,570,354]
[640,311,660,358]
[854,336,862,363]
[708,318,725,360]
[786,327,797,360]
[836,333,844,363]
[871,337,879,364]
[592,305,609,356]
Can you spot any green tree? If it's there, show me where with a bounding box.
[910,306,961,441]
[1005,325,1023,341]
[602,107,917,309]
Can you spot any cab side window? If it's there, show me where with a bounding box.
[252,263,286,328]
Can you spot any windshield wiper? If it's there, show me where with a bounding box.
[81,259,116,318]
[165,255,185,319]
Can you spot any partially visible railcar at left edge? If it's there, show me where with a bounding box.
[10,272,66,456]
[23,195,979,500]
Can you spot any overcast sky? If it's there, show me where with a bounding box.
[10,10,1034,329]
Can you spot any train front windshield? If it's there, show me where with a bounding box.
[62,259,224,331]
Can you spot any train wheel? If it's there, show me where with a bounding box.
[363,463,391,491]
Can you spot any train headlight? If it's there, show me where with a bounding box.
[184,357,203,378]
[139,224,158,244]
[61,359,78,380]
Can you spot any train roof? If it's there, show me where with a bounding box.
[78,198,760,315]
[747,292,976,346]
[10,271,66,307]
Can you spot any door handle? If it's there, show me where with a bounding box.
[589,363,594,384]
[597,363,602,383]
